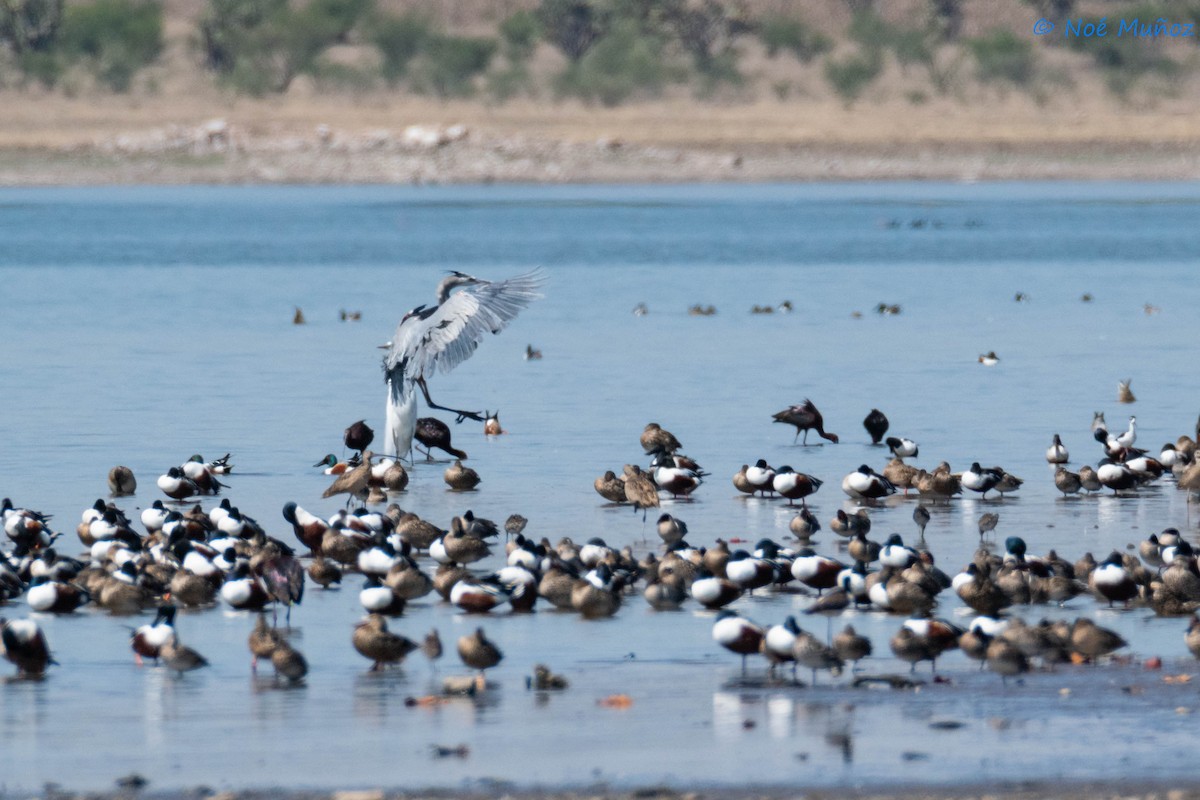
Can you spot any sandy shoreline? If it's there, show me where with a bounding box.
[4,138,1200,186]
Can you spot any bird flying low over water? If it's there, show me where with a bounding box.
[382,269,545,459]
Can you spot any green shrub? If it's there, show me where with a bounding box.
[967,28,1034,86]
[17,48,62,85]
[536,0,601,62]
[499,9,540,63]
[758,14,830,62]
[823,47,881,103]
[369,10,430,84]
[59,0,162,91]
[0,0,62,55]
[1064,9,1177,94]
[555,19,667,106]
[410,34,496,97]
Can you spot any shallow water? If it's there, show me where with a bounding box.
[2,183,1200,792]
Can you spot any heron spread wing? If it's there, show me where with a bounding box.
[384,268,545,386]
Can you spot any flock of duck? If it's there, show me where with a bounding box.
[4,397,1200,700]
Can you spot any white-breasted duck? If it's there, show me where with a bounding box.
[712,610,764,676]
[1046,434,1069,464]
[885,437,918,459]
[745,459,776,496]
[1,617,55,677]
[771,467,822,507]
[841,465,896,500]
[961,463,1003,498]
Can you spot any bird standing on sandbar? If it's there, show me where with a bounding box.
[382,270,545,459]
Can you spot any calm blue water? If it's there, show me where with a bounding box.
[2,183,1200,793]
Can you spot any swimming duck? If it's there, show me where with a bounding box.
[640,423,681,455]
[107,466,137,497]
[885,437,918,459]
[772,399,839,445]
[0,617,54,677]
[483,411,504,436]
[457,627,503,676]
[772,466,822,506]
[841,464,896,500]
[181,455,230,494]
[978,351,999,366]
[863,409,889,444]
[353,613,417,671]
[393,415,444,463]
[712,610,764,676]
[444,459,481,491]
[313,454,356,476]
[155,467,201,501]
[1117,379,1136,404]
[595,470,628,503]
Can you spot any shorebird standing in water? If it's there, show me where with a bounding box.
[382,270,544,460]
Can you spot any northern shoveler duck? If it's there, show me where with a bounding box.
[641,423,681,456]
[1091,551,1138,607]
[1097,460,1137,493]
[978,351,999,366]
[181,455,230,494]
[885,437,918,459]
[830,508,870,538]
[107,466,137,497]
[847,531,881,564]
[745,459,776,496]
[771,466,822,507]
[353,613,417,671]
[1118,378,1136,404]
[690,568,741,609]
[772,399,839,445]
[313,454,357,475]
[281,502,328,554]
[220,562,271,611]
[879,534,917,569]
[953,564,1011,616]
[595,470,628,504]
[322,452,374,505]
[571,564,622,618]
[1069,617,1127,661]
[450,576,513,614]
[789,507,820,540]
[890,618,962,673]
[1054,467,1083,497]
[360,576,407,615]
[524,344,542,360]
[344,419,375,454]
[833,624,872,669]
[961,462,1003,498]
[725,550,777,594]
[651,454,703,499]
[842,464,896,500]
[384,558,434,601]
[457,627,503,676]
[415,417,468,460]
[711,610,764,676]
[483,411,504,436]
[1078,465,1103,493]
[790,549,843,595]
[1,617,55,677]
[160,627,209,676]
[444,459,481,491]
[1046,434,1069,464]
[643,572,687,611]
[656,514,688,548]
[441,517,492,565]
[863,409,889,444]
[130,606,175,666]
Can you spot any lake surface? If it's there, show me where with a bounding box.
[2,182,1200,793]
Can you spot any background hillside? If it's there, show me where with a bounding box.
[3,0,1200,182]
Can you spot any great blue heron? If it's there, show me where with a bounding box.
[382,269,545,459]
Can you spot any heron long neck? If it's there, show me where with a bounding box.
[436,274,475,303]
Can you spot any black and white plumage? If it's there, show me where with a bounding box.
[382,270,545,458]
